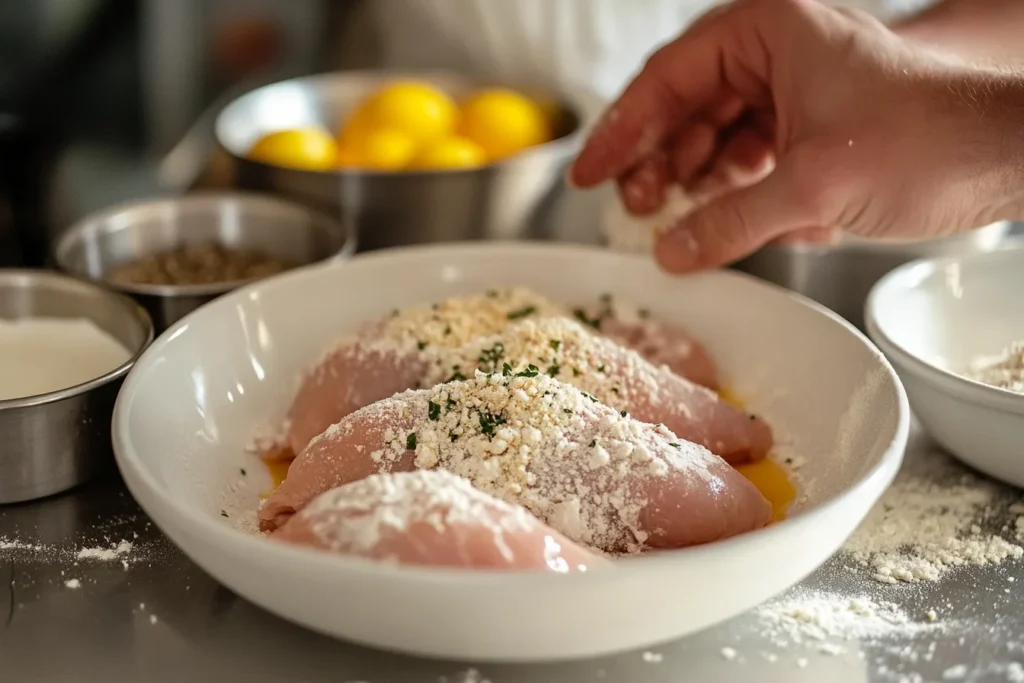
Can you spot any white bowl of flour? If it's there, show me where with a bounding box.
[867,243,1024,488]
[112,243,909,661]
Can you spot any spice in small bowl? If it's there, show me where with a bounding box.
[107,244,292,287]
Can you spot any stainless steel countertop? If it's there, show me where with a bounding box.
[1,419,1022,683]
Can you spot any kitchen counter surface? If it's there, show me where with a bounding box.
[2,420,1022,683]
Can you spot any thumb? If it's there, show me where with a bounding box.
[654,163,817,273]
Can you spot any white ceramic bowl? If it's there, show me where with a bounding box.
[866,244,1024,488]
[112,243,909,662]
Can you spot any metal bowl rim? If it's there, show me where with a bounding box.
[214,69,584,178]
[742,221,1011,258]
[52,191,357,298]
[0,269,155,410]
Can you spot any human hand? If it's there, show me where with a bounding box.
[570,0,1023,272]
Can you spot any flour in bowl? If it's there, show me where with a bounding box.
[0,317,131,400]
[967,341,1024,393]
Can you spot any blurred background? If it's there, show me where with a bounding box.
[3,0,1005,334]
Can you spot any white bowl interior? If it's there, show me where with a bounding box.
[868,245,1024,374]
[113,243,907,661]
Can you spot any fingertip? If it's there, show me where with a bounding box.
[654,224,703,274]
[618,153,671,215]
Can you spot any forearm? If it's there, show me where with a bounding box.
[940,68,1024,225]
[893,0,1024,63]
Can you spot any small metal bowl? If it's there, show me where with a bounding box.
[733,222,1013,330]
[0,270,153,503]
[214,70,583,250]
[53,192,355,331]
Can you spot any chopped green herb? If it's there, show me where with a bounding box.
[239,468,247,476]
[406,432,417,450]
[550,339,561,351]
[220,510,229,518]
[446,397,457,410]
[515,364,540,378]
[502,362,513,376]
[446,365,468,382]
[507,306,537,320]
[611,387,620,395]
[670,442,681,448]
[477,342,505,371]
[547,364,560,377]
[572,367,582,377]
[589,439,597,448]
[478,411,507,436]
[573,307,602,329]
[449,431,459,442]
[417,340,428,351]
[620,410,628,417]
[428,401,441,421]
[563,408,573,414]
[444,324,452,336]
[581,392,599,403]
[597,364,606,373]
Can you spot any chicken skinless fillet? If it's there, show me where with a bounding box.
[285,315,769,464]
[272,469,606,571]
[261,373,771,555]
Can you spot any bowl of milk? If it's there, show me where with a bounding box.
[0,269,152,503]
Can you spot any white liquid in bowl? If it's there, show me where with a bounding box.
[0,318,131,400]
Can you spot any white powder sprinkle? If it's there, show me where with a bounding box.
[603,186,697,253]
[843,467,1022,584]
[77,541,133,561]
[754,590,933,652]
[64,578,80,589]
[967,341,1024,393]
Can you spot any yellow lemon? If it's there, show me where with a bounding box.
[338,104,375,146]
[248,128,338,171]
[410,137,486,170]
[458,88,552,161]
[335,144,365,170]
[360,127,418,171]
[365,81,457,145]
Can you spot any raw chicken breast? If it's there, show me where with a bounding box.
[283,288,562,455]
[573,295,719,390]
[280,288,724,457]
[286,315,770,464]
[272,469,605,571]
[429,317,771,464]
[260,373,772,554]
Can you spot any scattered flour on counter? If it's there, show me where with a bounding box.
[841,468,1023,584]
[0,538,43,552]
[77,541,133,561]
[754,590,934,654]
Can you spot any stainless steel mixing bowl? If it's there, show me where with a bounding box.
[0,270,153,503]
[733,222,1013,330]
[53,192,355,331]
[214,71,583,250]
